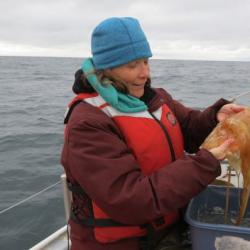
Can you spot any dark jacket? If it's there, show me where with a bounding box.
[61,76,229,250]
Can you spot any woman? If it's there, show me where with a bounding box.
[61,17,243,250]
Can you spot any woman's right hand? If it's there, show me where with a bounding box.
[207,138,234,160]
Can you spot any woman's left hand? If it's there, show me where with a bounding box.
[217,103,245,122]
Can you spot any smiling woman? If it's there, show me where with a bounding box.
[60,16,246,250]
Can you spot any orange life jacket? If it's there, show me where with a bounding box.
[65,93,184,243]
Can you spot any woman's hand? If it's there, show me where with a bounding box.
[208,138,234,160]
[217,103,245,122]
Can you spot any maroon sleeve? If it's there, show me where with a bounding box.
[62,103,221,226]
[173,98,231,153]
[156,89,230,153]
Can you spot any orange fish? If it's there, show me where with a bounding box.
[202,108,250,225]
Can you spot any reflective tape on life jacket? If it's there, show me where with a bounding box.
[64,93,184,243]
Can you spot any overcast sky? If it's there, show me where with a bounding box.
[0,0,250,61]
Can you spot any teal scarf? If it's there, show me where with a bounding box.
[81,58,147,113]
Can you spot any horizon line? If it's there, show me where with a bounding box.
[0,54,249,63]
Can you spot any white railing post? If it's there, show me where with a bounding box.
[61,174,72,222]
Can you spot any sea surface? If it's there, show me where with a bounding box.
[0,56,250,250]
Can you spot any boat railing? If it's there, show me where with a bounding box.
[30,174,72,249]
[60,174,72,221]
[0,172,71,250]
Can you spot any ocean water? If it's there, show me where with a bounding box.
[0,56,250,249]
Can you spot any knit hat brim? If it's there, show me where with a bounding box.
[93,40,152,70]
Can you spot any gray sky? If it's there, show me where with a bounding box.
[1,0,250,61]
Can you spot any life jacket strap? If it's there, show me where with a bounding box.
[70,208,130,227]
[68,180,166,230]
[139,224,159,250]
[67,180,86,196]
[64,99,83,124]
[68,180,137,227]
[68,180,170,249]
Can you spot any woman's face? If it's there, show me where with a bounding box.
[105,58,150,98]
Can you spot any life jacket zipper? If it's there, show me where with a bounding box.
[149,111,176,162]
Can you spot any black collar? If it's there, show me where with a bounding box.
[140,86,156,105]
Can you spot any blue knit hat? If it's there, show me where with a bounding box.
[91,17,152,70]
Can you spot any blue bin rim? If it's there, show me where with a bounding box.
[185,186,250,234]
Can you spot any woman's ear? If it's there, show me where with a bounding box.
[103,69,112,77]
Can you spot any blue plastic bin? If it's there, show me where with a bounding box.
[185,186,250,250]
